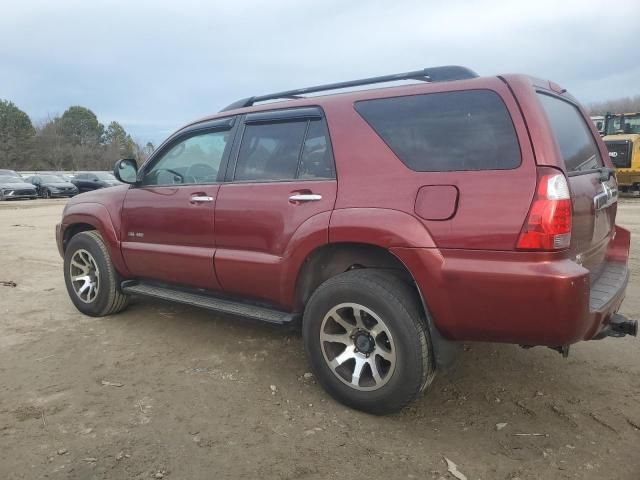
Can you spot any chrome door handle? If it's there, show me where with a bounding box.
[289,194,322,202]
[191,195,214,203]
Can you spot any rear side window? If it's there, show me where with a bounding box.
[234,119,334,181]
[355,90,521,172]
[537,93,603,172]
[298,120,335,179]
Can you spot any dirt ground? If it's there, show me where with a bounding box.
[0,199,639,480]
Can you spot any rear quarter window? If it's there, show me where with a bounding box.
[354,90,521,172]
[537,93,603,173]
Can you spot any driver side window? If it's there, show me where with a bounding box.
[143,130,231,186]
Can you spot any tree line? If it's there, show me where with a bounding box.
[587,95,640,116]
[3,94,638,173]
[0,99,154,172]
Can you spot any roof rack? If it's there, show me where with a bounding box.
[220,65,478,112]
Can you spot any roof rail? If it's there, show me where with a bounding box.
[220,65,478,112]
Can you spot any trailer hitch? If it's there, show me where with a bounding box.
[597,313,638,339]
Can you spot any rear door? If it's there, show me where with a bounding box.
[214,107,337,306]
[537,93,617,272]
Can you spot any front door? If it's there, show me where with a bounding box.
[121,120,235,290]
[214,108,337,306]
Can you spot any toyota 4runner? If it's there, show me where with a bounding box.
[56,66,636,414]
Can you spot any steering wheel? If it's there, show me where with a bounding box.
[186,163,218,183]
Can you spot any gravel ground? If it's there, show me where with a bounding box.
[0,198,639,480]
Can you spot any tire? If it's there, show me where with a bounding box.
[63,230,129,317]
[42,189,50,199]
[302,269,433,415]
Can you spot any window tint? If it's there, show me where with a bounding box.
[144,130,231,185]
[95,172,116,180]
[40,175,63,182]
[355,90,521,172]
[298,120,335,179]
[234,118,335,182]
[0,176,20,182]
[235,121,307,181]
[538,94,603,172]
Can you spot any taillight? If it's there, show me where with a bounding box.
[517,168,572,251]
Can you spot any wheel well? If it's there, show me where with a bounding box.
[295,242,462,372]
[294,243,415,311]
[63,223,95,252]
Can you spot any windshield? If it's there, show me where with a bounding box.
[0,176,24,183]
[94,172,116,180]
[606,114,640,135]
[40,175,65,183]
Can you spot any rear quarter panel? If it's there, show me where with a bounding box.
[322,77,537,250]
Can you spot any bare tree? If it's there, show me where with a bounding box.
[587,95,640,115]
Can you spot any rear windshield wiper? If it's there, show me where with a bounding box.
[598,167,615,182]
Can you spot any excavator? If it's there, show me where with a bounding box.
[603,112,640,193]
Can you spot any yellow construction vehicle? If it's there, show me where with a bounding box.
[603,113,640,192]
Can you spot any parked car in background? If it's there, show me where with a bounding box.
[71,172,122,193]
[0,169,22,178]
[0,175,37,200]
[56,66,634,414]
[41,171,74,182]
[23,174,78,198]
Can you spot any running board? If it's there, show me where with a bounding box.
[121,281,298,325]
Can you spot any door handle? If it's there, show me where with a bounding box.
[289,194,322,202]
[190,195,214,203]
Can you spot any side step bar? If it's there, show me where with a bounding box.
[121,281,298,325]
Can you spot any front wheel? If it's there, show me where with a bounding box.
[42,189,51,199]
[303,269,433,415]
[63,231,129,317]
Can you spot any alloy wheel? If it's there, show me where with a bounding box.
[320,302,397,391]
[69,249,100,303]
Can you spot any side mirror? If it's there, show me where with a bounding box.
[114,158,139,184]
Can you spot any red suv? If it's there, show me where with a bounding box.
[56,66,635,414]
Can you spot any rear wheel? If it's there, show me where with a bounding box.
[63,231,129,317]
[303,269,433,414]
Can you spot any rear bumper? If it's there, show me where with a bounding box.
[391,226,632,346]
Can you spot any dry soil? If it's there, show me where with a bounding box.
[1,198,639,479]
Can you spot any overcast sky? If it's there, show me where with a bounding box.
[2,0,638,145]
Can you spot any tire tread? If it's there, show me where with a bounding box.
[67,230,129,316]
[303,268,434,414]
